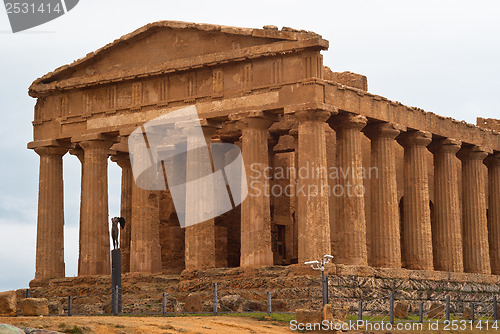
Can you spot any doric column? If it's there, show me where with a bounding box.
[296,108,332,263]
[458,145,491,274]
[130,184,162,273]
[487,153,500,274]
[397,130,433,270]
[111,152,133,273]
[329,113,367,265]
[184,123,228,270]
[363,122,402,268]
[238,116,274,267]
[34,146,67,279]
[429,138,463,272]
[78,139,115,275]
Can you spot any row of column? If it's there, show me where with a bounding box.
[33,109,500,278]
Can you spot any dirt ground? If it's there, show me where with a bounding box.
[0,315,291,334]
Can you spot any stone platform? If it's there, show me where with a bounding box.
[23,265,500,315]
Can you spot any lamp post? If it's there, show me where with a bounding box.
[305,254,333,307]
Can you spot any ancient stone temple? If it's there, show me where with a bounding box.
[28,21,500,280]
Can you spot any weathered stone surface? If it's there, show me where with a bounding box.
[48,301,64,315]
[21,298,49,316]
[184,293,204,312]
[394,301,410,319]
[427,302,444,319]
[0,324,24,334]
[219,295,245,312]
[295,309,323,325]
[323,304,349,321]
[0,291,17,316]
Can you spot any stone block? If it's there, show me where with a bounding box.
[374,268,410,280]
[184,293,204,312]
[409,270,448,281]
[0,290,17,316]
[427,302,444,319]
[323,304,349,321]
[336,265,375,277]
[48,301,64,315]
[295,309,323,325]
[394,301,410,319]
[21,298,49,316]
[463,306,471,320]
[0,324,24,333]
[219,295,244,312]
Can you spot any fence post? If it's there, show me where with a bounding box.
[389,292,394,325]
[494,296,498,321]
[112,286,119,316]
[25,289,30,298]
[267,291,272,316]
[322,271,329,306]
[445,295,450,321]
[67,296,73,317]
[418,302,423,323]
[358,300,363,321]
[162,293,167,316]
[470,302,475,323]
[213,283,218,316]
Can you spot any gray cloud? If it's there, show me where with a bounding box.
[0,0,499,291]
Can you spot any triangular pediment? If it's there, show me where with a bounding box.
[33,21,323,89]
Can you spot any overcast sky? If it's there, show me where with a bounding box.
[0,0,499,292]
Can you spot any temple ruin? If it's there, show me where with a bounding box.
[28,21,500,280]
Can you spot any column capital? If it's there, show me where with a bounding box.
[485,152,500,166]
[69,147,84,163]
[329,112,367,131]
[458,145,492,161]
[363,122,403,140]
[428,138,462,154]
[111,152,131,169]
[79,139,116,151]
[397,130,432,147]
[235,116,274,130]
[34,146,68,157]
[294,109,331,123]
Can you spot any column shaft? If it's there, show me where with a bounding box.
[130,185,162,273]
[34,146,67,279]
[364,123,401,268]
[240,117,274,267]
[398,130,433,270]
[487,153,500,274]
[459,146,491,274]
[330,113,367,265]
[79,140,114,275]
[113,154,133,273]
[297,109,331,262]
[429,138,463,272]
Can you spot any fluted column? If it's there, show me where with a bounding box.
[79,139,114,275]
[34,146,67,279]
[458,145,491,274]
[487,153,500,274]
[130,184,162,273]
[429,138,463,272]
[111,153,133,273]
[329,113,367,265]
[184,124,228,270]
[363,122,401,268]
[238,117,274,267]
[397,130,433,270]
[296,109,331,262]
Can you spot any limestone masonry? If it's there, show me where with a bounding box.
[27,21,500,282]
